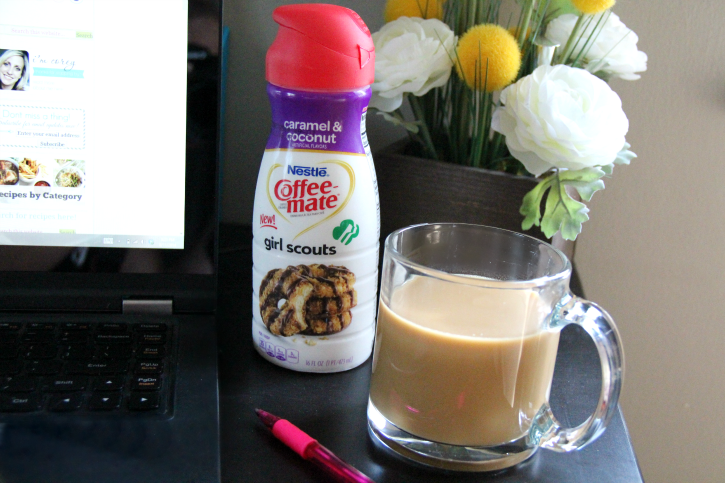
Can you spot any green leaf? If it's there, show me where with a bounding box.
[521,172,596,240]
[520,176,554,230]
[600,142,637,177]
[558,166,606,183]
[545,0,578,18]
[559,201,590,240]
[614,142,637,165]
[540,179,590,240]
[558,166,606,202]
[374,110,420,134]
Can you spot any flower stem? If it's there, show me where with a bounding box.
[557,14,586,64]
[518,0,535,48]
[571,12,609,68]
[408,94,438,160]
[553,170,574,218]
[491,131,505,164]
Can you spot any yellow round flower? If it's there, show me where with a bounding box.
[571,0,615,15]
[455,24,521,92]
[384,0,444,22]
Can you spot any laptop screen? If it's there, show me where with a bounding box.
[0,0,220,274]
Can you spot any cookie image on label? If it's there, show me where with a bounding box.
[259,264,358,337]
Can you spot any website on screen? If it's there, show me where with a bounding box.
[0,0,188,249]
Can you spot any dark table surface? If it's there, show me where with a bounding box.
[217,224,642,483]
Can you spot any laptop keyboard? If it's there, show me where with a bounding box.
[0,319,175,417]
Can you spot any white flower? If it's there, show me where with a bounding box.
[370,17,456,112]
[491,65,629,177]
[546,12,647,81]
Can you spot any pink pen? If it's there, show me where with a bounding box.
[255,408,376,483]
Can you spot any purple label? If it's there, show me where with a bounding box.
[265,84,371,154]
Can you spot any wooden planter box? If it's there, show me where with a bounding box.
[372,141,576,261]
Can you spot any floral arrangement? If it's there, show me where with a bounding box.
[370,0,646,240]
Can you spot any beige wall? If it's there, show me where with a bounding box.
[575,2,725,482]
[222,1,724,481]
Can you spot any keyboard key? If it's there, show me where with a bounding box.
[65,361,95,375]
[136,346,165,359]
[24,344,58,360]
[0,394,41,412]
[61,345,95,360]
[0,361,22,375]
[0,344,19,360]
[94,376,125,391]
[0,319,175,415]
[48,393,84,412]
[98,361,128,374]
[98,345,132,360]
[95,333,132,344]
[0,376,37,393]
[135,323,167,332]
[22,332,55,343]
[135,361,163,375]
[128,392,160,411]
[43,377,87,392]
[61,323,91,331]
[67,361,127,375]
[26,360,63,375]
[59,332,90,343]
[89,393,122,411]
[132,376,162,391]
[139,333,166,345]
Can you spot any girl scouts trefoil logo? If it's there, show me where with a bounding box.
[333,219,359,245]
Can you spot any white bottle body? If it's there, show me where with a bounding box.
[251,84,379,372]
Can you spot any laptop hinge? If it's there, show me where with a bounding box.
[122,299,173,315]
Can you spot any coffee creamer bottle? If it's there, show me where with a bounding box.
[252,4,379,372]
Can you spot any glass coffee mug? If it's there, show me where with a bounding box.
[367,224,623,471]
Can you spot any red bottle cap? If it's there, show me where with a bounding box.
[266,4,375,90]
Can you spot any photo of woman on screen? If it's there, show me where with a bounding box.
[0,49,30,91]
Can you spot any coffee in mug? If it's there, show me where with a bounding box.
[367,224,623,471]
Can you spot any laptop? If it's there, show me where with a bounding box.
[0,1,222,482]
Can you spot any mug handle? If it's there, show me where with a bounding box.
[530,293,625,452]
